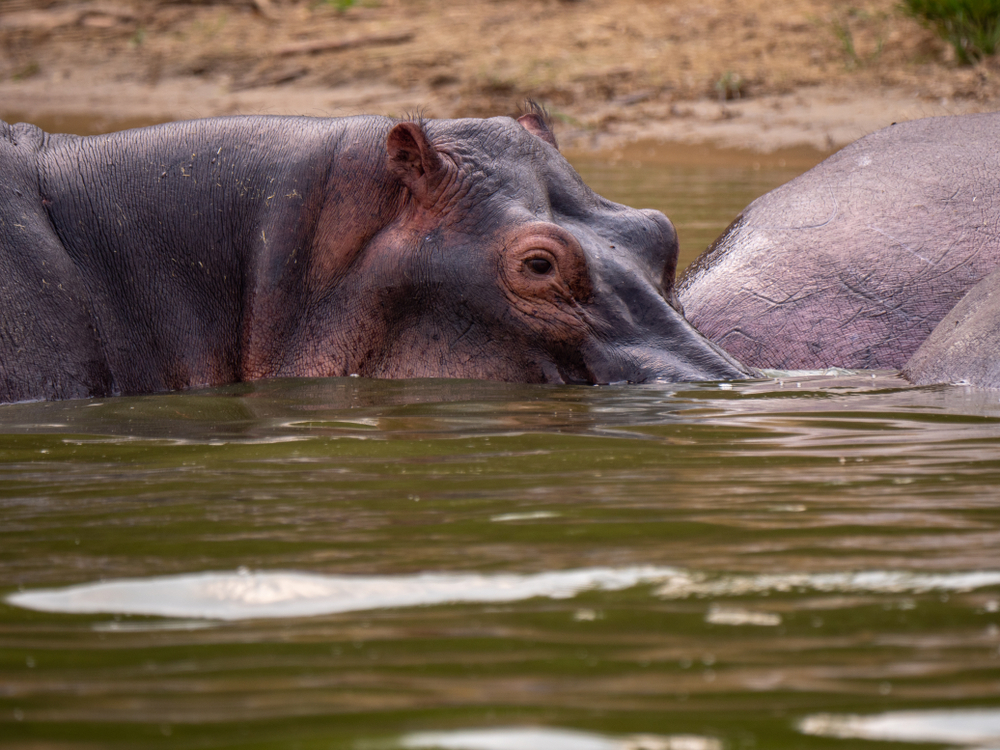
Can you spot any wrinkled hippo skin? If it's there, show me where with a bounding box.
[0,114,747,403]
[903,267,1000,388]
[677,113,1000,371]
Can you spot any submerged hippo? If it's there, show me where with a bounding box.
[903,266,1000,388]
[0,113,747,403]
[678,112,1000,372]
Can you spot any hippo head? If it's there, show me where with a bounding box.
[252,114,750,385]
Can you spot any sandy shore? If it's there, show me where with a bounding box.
[1,0,999,154]
[0,75,993,156]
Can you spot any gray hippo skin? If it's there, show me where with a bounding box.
[904,267,1000,388]
[677,113,1000,371]
[0,114,747,404]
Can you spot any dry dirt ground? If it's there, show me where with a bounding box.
[1,0,1000,153]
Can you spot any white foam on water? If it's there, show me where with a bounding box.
[656,570,1000,599]
[799,709,1000,745]
[6,566,679,621]
[399,727,722,750]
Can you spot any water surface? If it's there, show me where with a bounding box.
[3,373,1000,749]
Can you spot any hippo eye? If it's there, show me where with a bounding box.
[525,257,553,275]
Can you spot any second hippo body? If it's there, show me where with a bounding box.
[678,113,1000,374]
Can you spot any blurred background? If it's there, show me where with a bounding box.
[1,0,999,152]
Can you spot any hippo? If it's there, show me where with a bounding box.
[903,266,1000,388]
[677,112,1000,372]
[0,112,747,404]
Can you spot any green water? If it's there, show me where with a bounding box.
[2,141,1000,750]
[570,146,814,269]
[4,374,1000,749]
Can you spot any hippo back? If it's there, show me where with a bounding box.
[677,112,1000,370]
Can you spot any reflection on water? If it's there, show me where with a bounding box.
[656,570,1000,598]
[11,565,1000,621]
[8,566,681,620]
[705,605,782,627]
[800,708,1000,745]
[398,726,721,750]
[491,511,561,522]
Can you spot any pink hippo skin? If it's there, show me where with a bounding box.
[678,113,1000,372]
[904,266,1000,388]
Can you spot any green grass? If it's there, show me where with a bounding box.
[903,0,1000,64]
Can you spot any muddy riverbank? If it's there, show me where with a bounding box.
[2,0,999,151]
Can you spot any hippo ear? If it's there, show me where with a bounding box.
[387,122,447,205]
[517,113,559,149]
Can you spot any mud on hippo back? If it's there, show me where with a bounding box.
[0,112,746,404]
[678,112,1000,381]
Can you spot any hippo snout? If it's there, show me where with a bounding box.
[582,293,755,385]
[591,336,753,385]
